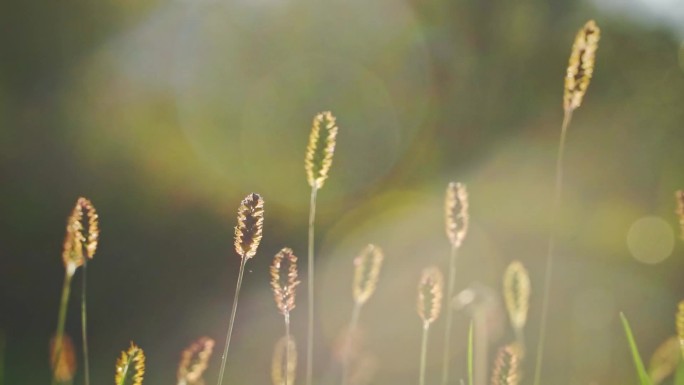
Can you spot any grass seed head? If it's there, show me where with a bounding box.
[115,342,145,385]
[234,193,264,260]
[271,248,300,316]
[62,197,99,275]
[305,111,338,190]
[648,335,680,385]
[675,190,684,240]
[503,261,531,332]
[677,301,684,360]
[417,266,444,326]
[445,182,469,249]
[352,244,384,305]
[271,336,297,385]
[491,344,522,385]
[563,20,600,112]
[177,337,215,385]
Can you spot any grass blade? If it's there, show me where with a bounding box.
[620,312,654,385]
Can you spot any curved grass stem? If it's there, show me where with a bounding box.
[217,257,248,385]
[306,186,318,385]
[52,269,74,385]
[419,322,431,385]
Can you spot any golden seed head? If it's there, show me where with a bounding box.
[50,334,77,383]
[271,336,297,385]
[62,197,99,275]
[564,20,600,112]
[234,193,264,260]
[491,344,522,385]
[304,111,338,189]
[677,301,684,360]
[271,248,300,316]
[445,182,469,248]
[503,261,531,332]
[352,244,384,305]
[115,342,145,385]
[648,335,680,385]
[675,190,684,240]
[177,337,215,385]
[417,266,444,326]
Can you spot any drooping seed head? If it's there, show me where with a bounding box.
[234,193,264,260]
[503,261,531,332]
[271,336,297,385]
[352,244,384,305]
[445,182,469,249]
[491,344,522,385]
[62,197,99,276]
[50,334,77,383]
[417,266,444,326]
[115,342,145,385]
[675,190,684,240]
[177,337,215,385]
[305,111,338,190]
[677,301,684,360]
[564,20,600,112]
[648,335,680,385]
[271,248,300,316]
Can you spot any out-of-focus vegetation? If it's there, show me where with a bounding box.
[1,0,684,384]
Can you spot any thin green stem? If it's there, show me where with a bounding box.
[285,313,291,385]
[467,320,473,385]
[341,302,362,385]
[532,109,573,385]
[81,261,91,385]
[52,269,73,385]
[216,257,248,385]
[473,310,487,385]
[441,245,459,385]
[306,186,318,385]
[419,322,430,385]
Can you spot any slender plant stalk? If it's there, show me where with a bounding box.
[419,322,431,385]
[284,314,291,385]
[306,186,318,385]
[467,320,473,385]
[52,270,74,385]
[342,302,362,385]
[217,257,248,385]
[473,309,488,385]
[81,260,91,385]
[442,245,459,385]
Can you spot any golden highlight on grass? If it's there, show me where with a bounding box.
[115,342,145,385]
[272,336,297,385]
[491,345,521,385]
[677,301,684,360]
[563,20,600,113]
[648,335,680,385]
[271,248,300,316]
[50,334,76,383]
[62,197,100,275]
[177,337,215,385]
[352,244,384,306]
[418,267,444,325]
[675,190,684,240]
[305,111,338,190]
[445,182,469,249]
[503,260,531,353]
[234,193,264,260]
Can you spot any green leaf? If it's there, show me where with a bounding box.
[468,319,473,385]
[620,312,654,385]
[674,360,684,385]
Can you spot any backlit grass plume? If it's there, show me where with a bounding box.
[343,244,384,385]
[272,336,297,385]
[271,247,300,385]
[217,193,265,385]
[53,197,99,385]
[677,301,684,360]
[675,190,684,240]
[534,19,600,385]
[503,261,531,354]
[115,342,145,385]
[50,334,76,384]
[177,337,215,385]
[417,267,444,385]
[442,182,469,385]
[303,111,338,385]
[491,345,521,385]
[648,336,680,385]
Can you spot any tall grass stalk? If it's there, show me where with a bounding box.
[216,257,248,385]
[441,245,459,385]
[81,261,91,385]
[419,322,431,385]
[342,302,361,385]
[306,186,318,385]
[532,20,600,385]
[417,267,444,385]
[52,269,74,385]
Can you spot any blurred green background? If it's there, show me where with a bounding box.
[1,0,684,384]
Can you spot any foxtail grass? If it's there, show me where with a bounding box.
[417,267,444,385]
[343,244,384,385]
[272,336,297,385]
[676,190,684,240]
[503,261,530,355]
[442,182,469,385]
[304,111,338,385]
[177,337,215,385]
[491,345,521,385]
[217,193,264,385]
[53,197,98,385]
[50,334,76,384]
[678,301,684,360]
[533,19,600,385]
[271,247,300,385]
[115,342,145,385]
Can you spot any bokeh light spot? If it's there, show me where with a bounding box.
[626,216,674,264]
